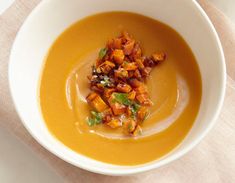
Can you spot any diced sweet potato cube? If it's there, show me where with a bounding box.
[86,92,98,102]
[97,61,115,74]
[133,125,142,136]
[135,58,145,69]
[124,119,137,133]
[87,93,108,112]
[136,94,152,106]
[114,67,128,79]
[123,40,135,55]
[117,83,132,93]
[106,118,122,128]
[134,85,148,95]
[128,90,136,100]
[137,106,149,121]
[103,88,116,100]
[152,52,166,62]
[122,62,138,71]
[126,106,132,117]
[107,38,122,49]
[108,95,126,115]
[112,49,125,64]
[128,78,142,88]
[110,102,126,115]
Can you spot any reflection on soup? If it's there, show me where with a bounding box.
[39,12,201,165]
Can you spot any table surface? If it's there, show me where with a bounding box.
[0,0,234,182]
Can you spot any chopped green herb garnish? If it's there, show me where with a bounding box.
[87,111,103,126]
[99,48,108,59]
[130,103,141,118]
[113,93,132,106]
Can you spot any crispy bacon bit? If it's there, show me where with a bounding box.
[86,32,166,136]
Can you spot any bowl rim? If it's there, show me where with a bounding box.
[8,0,226,176]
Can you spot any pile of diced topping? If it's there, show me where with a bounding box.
[86,31,166,136]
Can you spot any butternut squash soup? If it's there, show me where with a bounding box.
[39,12,202,165]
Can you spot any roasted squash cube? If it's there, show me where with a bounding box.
[103,88,116,100]
[136,94,152,106]
[86,92,98,102]
[134,85,148,95]
[86,92,108,112]
[122,62,138,71]
[112,49,125,64]
[137,106,149,121]
[114,67,128,79]
[152,52,166,62]
[117,83,132,93]
[106,118,122,128]
[97,61,115,74]
[135,58,145,69]
[110,102,126,115]
[124,119,137,133]
[128,90,136,100]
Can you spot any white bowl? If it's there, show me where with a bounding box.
[9,0,226,175]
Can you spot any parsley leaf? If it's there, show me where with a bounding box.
[113,93,132,106]
[99,48,107,59]
[130,103,141,118]
[87,111,103,126]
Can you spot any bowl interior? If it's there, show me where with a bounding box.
[9,0,225,175]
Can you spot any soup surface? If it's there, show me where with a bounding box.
[40,12,201,165]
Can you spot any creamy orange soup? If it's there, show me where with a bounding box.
[39,12,201,165]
